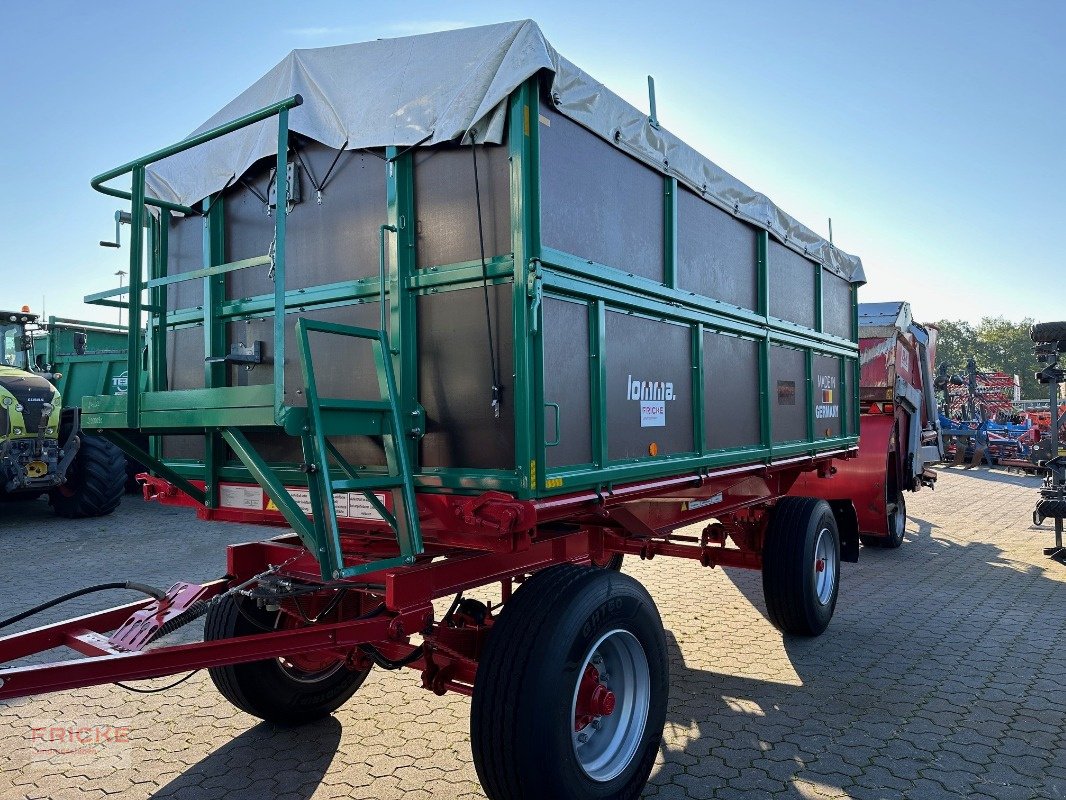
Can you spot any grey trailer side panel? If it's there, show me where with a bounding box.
[542,296,592,468]
[703,332,761,450]
[823,270,853,340]
[771,344,808,443]
[605,311,693,461]
[226,146,388,293]
[418,284,515,470]
[676,187,759,312]
[414,144,511,269]
[539,107,664,284]
[769,242,816,330]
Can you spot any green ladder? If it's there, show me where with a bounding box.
[229,318,423,581]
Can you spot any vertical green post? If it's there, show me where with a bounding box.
[838,354,848,441]
[760,337,772,455]
[386,146,420,467]
[806,349,815,444]
[757,231,771,455]
[125,166,145,430]
[663,177,677,288]
[202,196,225,509]
[692,324,704,454]
[273,108,290,423]
[151,213,169,393]
[851,284,860,435]
[592,300,608,469]
[509,79,540,496]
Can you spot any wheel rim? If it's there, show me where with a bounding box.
[812,527,837,605]
[570,629,650,782]
[892,498,906,536]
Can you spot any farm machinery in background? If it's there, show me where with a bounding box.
[0,308,127,516]
[792,302,942,549]
[1028,321,1066,563]
[934,358,1054,470]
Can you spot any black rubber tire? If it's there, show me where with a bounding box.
[203,596,370,725]
[762,497,840,637]
[471,565,669,800]
[1036,499,1066,519]
[597,553,625,571]
[1030,321,1066,343]
[48,434,125,518]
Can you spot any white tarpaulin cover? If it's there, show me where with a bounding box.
[146,19,864,283]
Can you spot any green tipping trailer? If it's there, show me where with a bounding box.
[32,316,143,404]
[4,22,870,800]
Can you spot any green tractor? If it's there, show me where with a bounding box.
[0,308,125,517]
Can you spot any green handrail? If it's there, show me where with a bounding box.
[91,95,304,215]
[88,94,303,429]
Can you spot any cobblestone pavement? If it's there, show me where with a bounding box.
[1,466,1064,799]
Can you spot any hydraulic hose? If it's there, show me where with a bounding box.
[0,582,166,632]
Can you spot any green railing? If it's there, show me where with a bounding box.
[87,94,304,429]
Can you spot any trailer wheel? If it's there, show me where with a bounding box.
[1030,321,1066,343]
[471,565,668,800]
[203,596,370,725]
[762,497,840,637]
[861,492,907,549]
[48,434,125,518]
[1036,499,1066,519]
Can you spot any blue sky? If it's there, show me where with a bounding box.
[1,1,1061,326]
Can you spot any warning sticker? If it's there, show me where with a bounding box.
[265,488,386,521]
[640,400,666,427]
[220,484,264,511]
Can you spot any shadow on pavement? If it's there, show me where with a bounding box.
[649,502,1063,798]
[152,716,343,799]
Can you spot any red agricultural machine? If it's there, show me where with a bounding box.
[791,302,942,548]
[0,22,870,800]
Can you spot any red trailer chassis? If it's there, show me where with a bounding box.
[0,452,857,702]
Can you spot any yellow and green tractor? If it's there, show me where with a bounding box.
[0,308,125,516]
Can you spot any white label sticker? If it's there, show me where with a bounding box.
[265,488,388,521]
[346,493,386,521]
[687,492,724,511]
[640,400,666,427]
[286,488,314,515]
[220,484,264,511]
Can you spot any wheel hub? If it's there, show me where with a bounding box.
[570,629,651,783]
[574,664,617,730]
[812,527,837,606]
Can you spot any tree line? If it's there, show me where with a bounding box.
[931,317,1041,400]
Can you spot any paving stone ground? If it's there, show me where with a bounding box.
[1,465,1064,799]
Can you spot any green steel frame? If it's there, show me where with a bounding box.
[82,77,859,527]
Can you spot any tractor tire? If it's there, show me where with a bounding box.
[203,596,370,725]
[762,497,840,637]
[48,434,125,518]
[471,565,668,800]
[1036,499,1066,519]
[1030,321,1066,343]
[860,492,907,550]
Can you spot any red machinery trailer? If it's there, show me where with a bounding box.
[791,302,942,548]
[0,22,867,800]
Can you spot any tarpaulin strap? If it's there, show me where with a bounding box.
[469,128,502,420]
